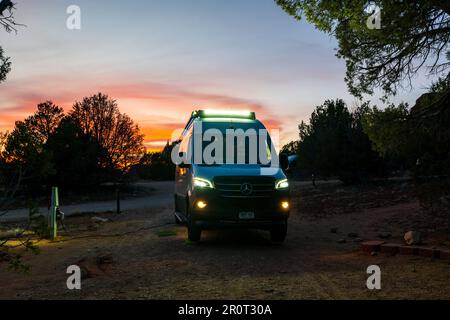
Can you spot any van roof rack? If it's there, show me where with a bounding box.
[182,109,256,136]
[193,109,256,120]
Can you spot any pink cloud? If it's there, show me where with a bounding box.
[1,78,288,148]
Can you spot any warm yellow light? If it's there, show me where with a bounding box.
[197,201,207,209]
[281,201,289,210]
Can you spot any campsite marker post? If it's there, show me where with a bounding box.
[49,187,59,240]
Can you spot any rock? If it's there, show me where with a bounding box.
[77,254,114,278]
[399,245,420,255]
[86,224,99,231]
[330,227,338,234]
[337,239,346,244]
[418,247,440,259]
[380,243,400,255]
[361,240,385,253]
[378,232,392,239]
[404,231,422,245]
[91,216,111,223]
[371,251,378,257]
[440,249,450,261]
[348,232,359,238]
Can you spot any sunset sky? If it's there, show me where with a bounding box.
[0,0,430,151]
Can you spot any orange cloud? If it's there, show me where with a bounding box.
[1,78,290,150]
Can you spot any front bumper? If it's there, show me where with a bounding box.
[189,188,290,230]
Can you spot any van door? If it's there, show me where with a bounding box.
[175,131,192,215]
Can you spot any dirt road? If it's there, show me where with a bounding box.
[1,181,449,299]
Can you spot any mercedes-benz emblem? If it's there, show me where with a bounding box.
[240,183,253,195]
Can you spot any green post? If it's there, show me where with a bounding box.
[49,187,59,240]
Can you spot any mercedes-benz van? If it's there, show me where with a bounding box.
[173,110,290,243]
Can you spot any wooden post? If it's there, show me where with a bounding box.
[116,186,121,214]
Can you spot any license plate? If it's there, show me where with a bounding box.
[239,212,255,220]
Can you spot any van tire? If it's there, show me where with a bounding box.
[270,223,287,243]
[186,202,201,242]
[188,226,202,242]
[188,223,201,242]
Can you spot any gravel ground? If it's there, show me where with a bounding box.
[1,181,449,300]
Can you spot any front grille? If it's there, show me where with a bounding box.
[214,176,275,198]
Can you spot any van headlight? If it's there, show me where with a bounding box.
[193,177,214,189]
[275,179,289,189]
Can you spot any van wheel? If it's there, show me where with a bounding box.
[188,223,201,242]
[186,205,201,242]
[270,223,287,243]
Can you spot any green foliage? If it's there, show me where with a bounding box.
[295,99,382,184]
[361,103,410,158]
[28,204,50,239]
[362,85,450,177]
[429,74,450,94]
[410,94,450,177]
[7,256,31,274]
[275,0,450,98]
[156,229,177,237]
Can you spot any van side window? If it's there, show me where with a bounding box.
[179,126,193,158]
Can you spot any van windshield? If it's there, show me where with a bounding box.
[191,120,276,167]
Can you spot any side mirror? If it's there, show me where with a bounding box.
[178,152,191,169]
[279,153,289,171]
[179,163,191,169]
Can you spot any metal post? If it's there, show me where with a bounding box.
[49,187,59,240]
[116,186,121,214]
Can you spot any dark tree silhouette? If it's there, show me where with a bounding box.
[0,0,23,33]
[362,77,450,177]
[295,99,382,183]
[0,0,25,84]
[69,93,145,172]
[25,101,64,143]
[276,0,450,98]
[45,117,107,188]
[135,142,176,181]
[0,102,63,203]
[0,47,10,83]
[281,141,300,155]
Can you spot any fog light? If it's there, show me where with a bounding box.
[281,201,289,210]
[196,201,207,209]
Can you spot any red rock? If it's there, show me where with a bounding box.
[439,250,450,261]
[361,241,385,253]
[380,243,400,255]
[399,246,420,255]
[418,247,440,258]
